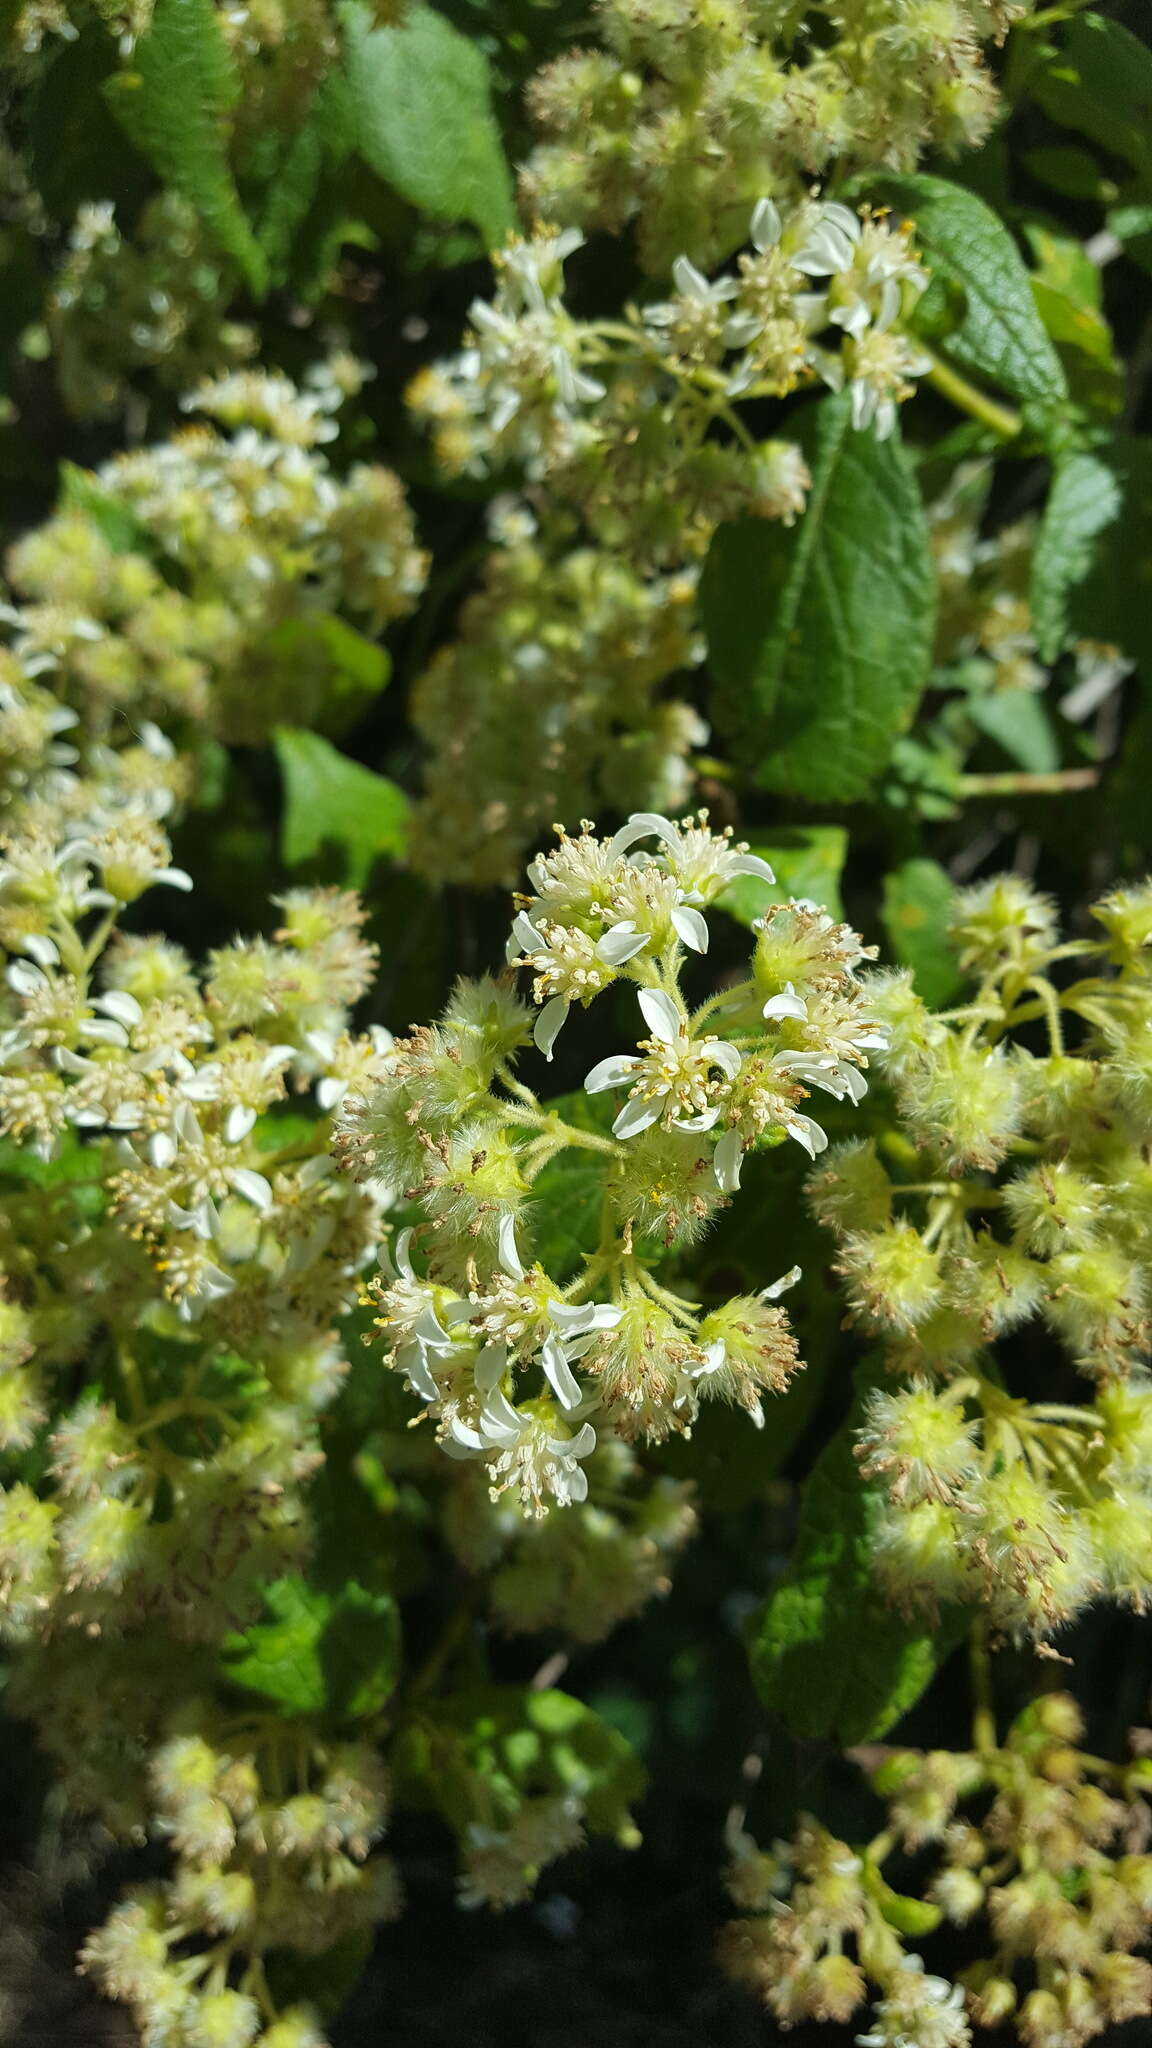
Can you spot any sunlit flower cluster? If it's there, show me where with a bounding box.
[721,1694,1152,2048]
[0,361,426,795]
[409,201,929,535]
[522,0,1021,275]
[809,874,1152,1640]
[339,813,883,1499]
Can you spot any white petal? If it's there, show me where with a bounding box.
[613,1095,663,1139]
[77,1018,128,1048]
[316,1078,344,1111]
[542,1334,583,1411]
[559,1421,596,1460]
[512,911,545,953]
[595,923,652,966]
[638,987,682,1043]
[405,1346,442,1405]
[670,1107,721,1133]
[394,1226,415,1278]
[761,1265,801,1301]
[672,255,712,299]
[229,1167,274,1211]
[533,996,569,1061]
[785,1114,828,1159]
[607,812,676,859]
[446,1413,486,1451]
[224,1103,258,1144]
[497,1211,524,1281]
[154,867,194,892]
[750,196,782,251]
[474,1342,508,1394]
[763,984,808,1022]
[713,1127,744,1193]
[584,1053,642,1095]
[697,1339,727,1376]
[671,904,710,953]
[729,853,776,882]
[479,1388,525,1447]
[566,1464,589,1503]
[550,1300,622,1335]
[148,1132,177,1170]
[6,960,47,998]
[708,1039,742,1080]
[22,933,60,968]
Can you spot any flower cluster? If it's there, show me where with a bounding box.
[443,1435,697,1642]
[721,1693,1152,2048]
[409,201,929,535]
[47,194,258,421]
[1,360,426,797]
[809,874,1152,1639]
[80,1724,398,2048]
[338,812,883,1502]
[521,0,1022,274]
[406,202,927,880]
[408,538,705,887]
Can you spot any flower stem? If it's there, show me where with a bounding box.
[922,349,1021,441]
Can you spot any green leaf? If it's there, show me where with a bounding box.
[701,398,935,801]
[398,1685,646,1841]
[103,0,267,296]
[1031,15,1152,185]
[868,173,1067,410]
[221,1575,400,1718]
[968,689,1060,774]
[340,1,515,248]
[255,106,327,280]
[1031,449,1124,663]
[1060,438,1152,683]
[1021,145,1109,202]
[241,615,390,745]
[274,728,409,887]
[882,858,963,1007]
[750,1374,966,1744]
[715,826,848,926]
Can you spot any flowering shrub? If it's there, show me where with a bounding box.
[3,0,1152,2043]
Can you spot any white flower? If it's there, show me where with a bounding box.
[856,1956,971,2048]
[584,988,741,1138]
[608,811,775,925]
[792,200,862,277]
[444,1390,597,1513]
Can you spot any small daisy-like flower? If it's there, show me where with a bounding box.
[584,988,741,1138]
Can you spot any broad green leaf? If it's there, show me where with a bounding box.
[749,1384,966,1744]
[1021,145,1109,202]
[239,615,390,746]
[868,173,1067,410]
[1032,449,1124,664]
[274,727,409,887]
[702,398,935,802]
[340,1,515,248]
[715,826,848,926]
[256,107,327,279]
[1031,14,1152,184]
[882,858,963,1007]
[103,0,267,296]
[967,689,1060,774]
[1024,224,1122,415]
[221,1575,400,1717]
